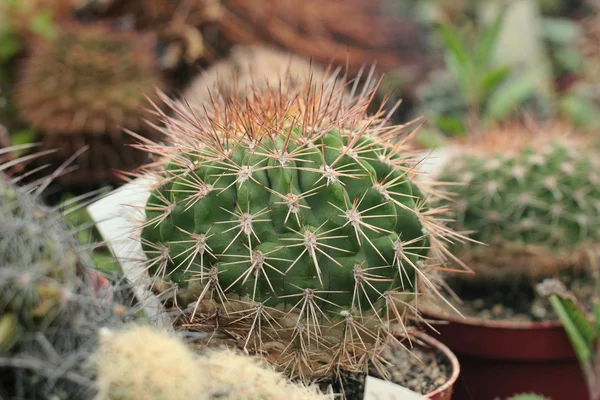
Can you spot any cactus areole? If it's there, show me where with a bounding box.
[138,76,457,377]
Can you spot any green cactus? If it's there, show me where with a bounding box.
[507,394,550,400]
[0,153,128,398]
[137,72,462,380]
[439,124,600,282]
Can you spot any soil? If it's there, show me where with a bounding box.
[442,271,595,322]
[325,339,452,399]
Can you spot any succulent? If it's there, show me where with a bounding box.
[0,153,128,398]
[95,325,204,400]
[135,71,462,381]
[16,22,164,136]
[13,22,165,186]
[507,394,550,400]
[438,122,600,282]
[96,325,330,400]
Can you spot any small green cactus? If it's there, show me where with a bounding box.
[507,394,550,400]
[439,123,600,282]
[136,71,463,380]
[0,153,128,398]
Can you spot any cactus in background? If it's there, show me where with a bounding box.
[0,151,129,398]
[13,22,166,185]
[135,70,464,381]
[96,325,330,400]
[507,394,550,400]
[16,22,164,135]
[438,122,600,282]
[182,45,328,107]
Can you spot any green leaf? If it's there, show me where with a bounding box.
[28,10,56,39]
[0,33,21,62]
[10,130,37,156]
[414,128,446,149]
[434,115,466,137]
[484,76,537,121]
[548,294,594,367]
[594,300,600,345]
[553,48,584,74]
[541,17,582,45]
[559,94,600,129]
[443,51,472,100]
[475,6,507,68]
[480,66,511,99]
[435,22,470,72]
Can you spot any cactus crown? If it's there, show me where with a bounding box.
[136,72,462,379]
[16,22,164,135]
[440,123,600,281]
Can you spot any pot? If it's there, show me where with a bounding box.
[416,331,460,400]
[362,331,460,400]
[422,307,587,400]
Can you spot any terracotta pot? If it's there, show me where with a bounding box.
[422,307,587,400]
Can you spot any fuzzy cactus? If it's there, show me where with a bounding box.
[96,325,330,400]
[0,153,128,398]
[95,326,205,400]
[15,22,164,136]
[135,71,462,380]
[438,122,600,282]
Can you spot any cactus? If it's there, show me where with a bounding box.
[182,45,328,107]
[438,123,600,282]
[0,152,128,398]
[507,394,550,400]
[96,325,330,400]
[135,70,463,380]
[95,325,205,400]
[15,22,164,136]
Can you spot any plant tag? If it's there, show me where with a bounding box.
[363,376,428,400]
[87,176,172,330]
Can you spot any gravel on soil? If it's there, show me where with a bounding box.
[324,339,452,399]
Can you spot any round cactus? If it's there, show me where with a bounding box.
[136,72,462,379]
[15,22,164,136]
[438,123,600,281]
[0,153,128,398]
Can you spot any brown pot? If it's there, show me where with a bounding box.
[385,331,460,400]
[419,332,460,400]
[422,307,587,400]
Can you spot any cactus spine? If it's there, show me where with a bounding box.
[135,72,463,380]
